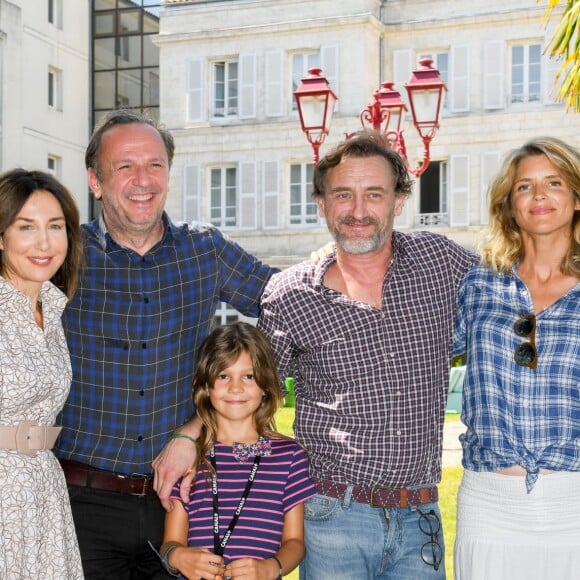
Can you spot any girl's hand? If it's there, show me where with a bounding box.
[223,557,281,579]
[171,546,225,580]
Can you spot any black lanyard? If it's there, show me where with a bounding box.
[210,446,261,557]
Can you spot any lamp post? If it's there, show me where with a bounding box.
[293,67,338,165]
[295,58,446,175]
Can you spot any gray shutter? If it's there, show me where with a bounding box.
[239,53,256,119]
[187,59,203,122]
[321,44,339,110]
[449,155,469,227]
[480,152,500,226]
[239,161,257,229]
[263,161,280,229]
[450,45,469,112]
[265,50,284,117]
[483,40,504,110]
[183,164,200,223]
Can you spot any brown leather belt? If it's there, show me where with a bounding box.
[314,478,438,509]
[59,459,155,496]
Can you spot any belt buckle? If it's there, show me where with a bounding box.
[369,484,394,508]
[15,421,38,456]
[129,473,152,496]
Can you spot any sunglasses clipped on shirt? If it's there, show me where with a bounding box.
[513,314,537,368]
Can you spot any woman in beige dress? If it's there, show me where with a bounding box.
[0,169,84,578]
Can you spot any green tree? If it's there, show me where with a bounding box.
[542,0,580,111]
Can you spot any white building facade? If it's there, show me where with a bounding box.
[0,0,90,220]
[157,0,578,271]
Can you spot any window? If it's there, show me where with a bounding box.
[48,0,62,28]
[47,155,61,178]
[420,51,449,108]
[511,43,541,103]
[213,302,241,328]
[289,163,318,225]
[292,52,320,110]
[48,67,62,110]
[417,161,448,226]
[213,61,238,117]
[210,167,237,227]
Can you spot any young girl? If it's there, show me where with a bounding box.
[160,322,316,580]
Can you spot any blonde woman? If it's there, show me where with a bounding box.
[453,137,580,579]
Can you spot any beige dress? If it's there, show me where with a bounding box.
[0,277,83,579]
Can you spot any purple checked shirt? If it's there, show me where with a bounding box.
[258,231,477,488]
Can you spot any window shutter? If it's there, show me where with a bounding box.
[542,21,562,105]
[483,40,504,110]
[239,53,256,119]
[449,155,469,227]
[263,161,280,229]
[187,59,203,122]
[183,164,200,223]
[450,45,469,112]
[480,152,500,226]
[321,44,339,110]
[265,50,284,117]
[239,161,257,229]
[393,49,413,108]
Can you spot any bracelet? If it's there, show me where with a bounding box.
[169,433,197,445]
[160,544,180,576]
[272,555,283,578]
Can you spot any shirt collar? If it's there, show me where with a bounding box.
[92,211,175,252]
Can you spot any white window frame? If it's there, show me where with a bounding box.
[48,67,62,110]
[289,163,318,226]
[48,0,63,28]
[510,42,542,104]
[210,166,237,228]
[213,60,238,118]
[291,51,320,110]
[47,154,61,178]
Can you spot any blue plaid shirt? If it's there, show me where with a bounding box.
[454,264,580,491]
[55,214,275,475]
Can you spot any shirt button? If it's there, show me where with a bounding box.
[396,430,402,436]
[137,435,143,442]
[522,400,529,408]
[139,390,145,396]
[142,343,147,349]
[396,391,402,396]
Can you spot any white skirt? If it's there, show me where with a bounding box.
[454,469,580,580]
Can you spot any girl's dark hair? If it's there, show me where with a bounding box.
[192,322,284,475]
[0,168,83,299]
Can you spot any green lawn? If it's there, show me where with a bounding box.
[275,407,462,579]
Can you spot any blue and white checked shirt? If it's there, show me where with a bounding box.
[454,264,580,491]
[55,214,275,475]
[258,231,477,489]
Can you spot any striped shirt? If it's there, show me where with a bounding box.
[258,231,477,489]
[453,264,580,491]
[171,438,316,564]
[55,214,274,475]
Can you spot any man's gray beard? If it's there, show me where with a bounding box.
[334,229,388,254]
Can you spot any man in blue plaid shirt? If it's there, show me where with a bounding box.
[54,109,276,578]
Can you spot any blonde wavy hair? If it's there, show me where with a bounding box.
[480,137,580,276]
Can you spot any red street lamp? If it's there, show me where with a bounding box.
[360,58,447,177]
[295,59,446,174]
[293,67,338,165]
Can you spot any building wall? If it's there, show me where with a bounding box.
[0,0,90,220]
[158,0,577,266]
